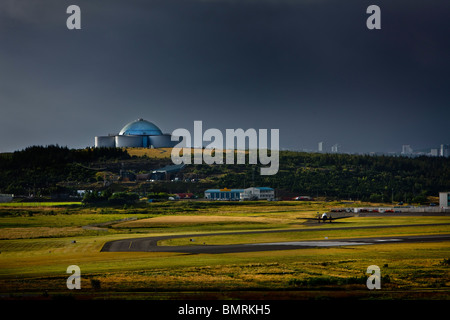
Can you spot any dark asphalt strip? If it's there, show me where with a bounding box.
[100,223,450,254]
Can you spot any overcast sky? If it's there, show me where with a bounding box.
[0,0,449,153]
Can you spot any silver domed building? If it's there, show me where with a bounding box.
[95,118,178,148]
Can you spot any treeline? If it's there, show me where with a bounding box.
[1,145,449,203]
[208,152,450,203]
[82,190,139,205]
[0,145,130,195]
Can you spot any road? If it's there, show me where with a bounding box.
[101,223,450,254]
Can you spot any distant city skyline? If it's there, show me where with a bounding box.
[299,142,450,157]
[1,1,449,154]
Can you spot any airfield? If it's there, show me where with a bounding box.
[102,224,450,254]
[0,201,449,300]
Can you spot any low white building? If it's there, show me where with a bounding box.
[205,187,275,201]
[440,192,450,208]
[240,187,275,201]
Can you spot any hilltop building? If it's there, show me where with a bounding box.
[401,145,413,155]
[440,144,450,157]
[95,118,178,148]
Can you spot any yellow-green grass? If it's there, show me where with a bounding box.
[0,202,82,207]
[115,215,450,238]
[0,213,149,229]
[113,214,298,233]
[0,239,448,296]
[124,147,249,159]
[1,218,448,278]
[0,213,157,240]
[125,147,173,158]
[0,202,449,299]
[171,201,385,216]
[160,223,450,246]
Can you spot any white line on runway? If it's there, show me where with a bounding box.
[250,241,370,247]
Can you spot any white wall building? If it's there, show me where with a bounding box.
[440,192,450,208]
[240,187,275,200]
[205,187,275,201]
[440,144,450,157]
[402,145,413,155]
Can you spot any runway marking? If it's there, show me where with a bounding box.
[251,241,369,247]
[100,225,450,253]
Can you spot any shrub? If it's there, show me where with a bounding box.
[108,192,139,205]
[90,278,101,290]
[289,275,373,288]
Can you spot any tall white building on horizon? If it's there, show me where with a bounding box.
[440,144,449,157]
[401,145,413,155]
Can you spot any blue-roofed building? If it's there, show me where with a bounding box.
[205,188,244,200]
[119,119,163,136]
[95,118,179,148]
[205,187,274,201]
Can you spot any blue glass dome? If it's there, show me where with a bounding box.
[119,118,163,136]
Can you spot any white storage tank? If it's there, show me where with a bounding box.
[115,135,143,148]
[95,136,115,148]
[150,134,179,148]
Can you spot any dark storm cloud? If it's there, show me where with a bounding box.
[0,0,449,153]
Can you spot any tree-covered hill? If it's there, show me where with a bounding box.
[0,145,449,203]
[0,145,131,195]
[195,151,450,202]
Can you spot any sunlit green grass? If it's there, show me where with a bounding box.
[0,202,82,207]
[0,239,448,296]
[0,201,448,299]
[160,223,450,246]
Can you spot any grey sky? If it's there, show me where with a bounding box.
[0,0,449,153]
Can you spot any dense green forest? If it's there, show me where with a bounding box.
[207,151,450,203]
[0,145,449,203]
[0,145,130,196]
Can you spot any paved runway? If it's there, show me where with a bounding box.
[101,223,450,254]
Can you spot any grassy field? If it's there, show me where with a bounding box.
[0,200,449,300]
[124,147,247,159]
[159,221,450,247]
[125,147,173,158]
[0,202,82,207]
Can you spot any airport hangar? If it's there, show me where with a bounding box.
[95,118,178,148]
